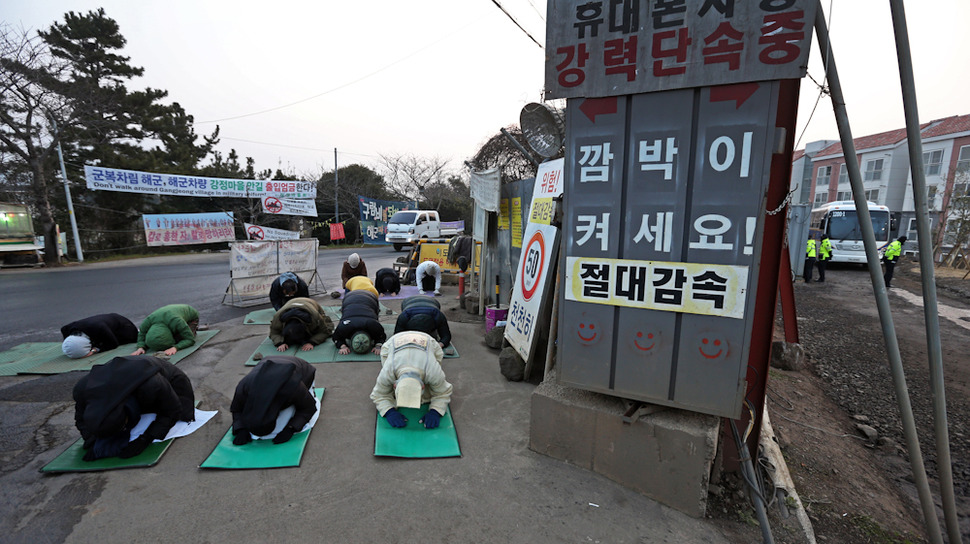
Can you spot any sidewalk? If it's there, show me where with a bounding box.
[0,284,739,543]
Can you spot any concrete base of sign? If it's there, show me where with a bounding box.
[529,380,719,518]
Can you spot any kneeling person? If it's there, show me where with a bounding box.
[230,355,316,445]
[370,331,453,429]
[132,304,199,357]
[333,290,386,355]
[395,296,451,348]
[61,313,138,359]
[270,297,335,352]
[269,271,310,311]
[73,355,195,461]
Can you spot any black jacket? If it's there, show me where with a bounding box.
[231,356,316,436]
[269,274,310,310]
[61,313,138,352]
[332,290,385,347]
[395,296,451,347]
[375,268,401,295]
[73,356,195,443]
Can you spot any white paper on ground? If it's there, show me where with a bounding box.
[251,386,322,441]
[129,408,219,442]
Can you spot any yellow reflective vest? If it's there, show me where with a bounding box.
[884,240,902,262]
[806,239,817,258]
[819,238,832,260]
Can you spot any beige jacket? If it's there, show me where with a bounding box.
[370,331,452,416]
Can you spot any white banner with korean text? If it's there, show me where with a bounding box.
[564,256,749,319]
[85,165,315,198]
[142,212,235,247]
[261,197,318,217]
[230,240,278,278]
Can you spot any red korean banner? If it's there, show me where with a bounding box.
[329,223,346,240]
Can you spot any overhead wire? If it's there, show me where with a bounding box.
[794,0,835,151]
[489,0,543,49]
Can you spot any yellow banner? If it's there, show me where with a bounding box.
[416,241,481,273]
[511,197,523,248]
[498,199,510,230]
[529,197,555,225]
[564,256,748,319]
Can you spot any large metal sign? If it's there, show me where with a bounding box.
[545,0,815,99]
[558,81,787,418]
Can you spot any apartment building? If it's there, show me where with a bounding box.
[790,113,970,253]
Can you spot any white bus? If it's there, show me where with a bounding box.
[809,201,892,263]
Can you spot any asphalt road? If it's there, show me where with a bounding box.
[0,245,400,351]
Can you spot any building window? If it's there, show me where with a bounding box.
[814,191,828,207]
[838,164,848,184]
[865,189,880,202]
[954,180,969,197]
[836,190,852,201]
[957,145,970,174]
[923,149,944,177]
[815,165,832,188]
[864,158,884,181]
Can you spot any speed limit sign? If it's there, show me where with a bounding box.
[521,230,546,301]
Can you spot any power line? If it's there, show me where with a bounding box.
[521,0,546,22]
[489,0,543,49]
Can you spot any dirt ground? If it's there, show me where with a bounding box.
[707,259,970,543]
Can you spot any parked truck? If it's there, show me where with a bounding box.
[385,210,463,251]
[0,202,43,268]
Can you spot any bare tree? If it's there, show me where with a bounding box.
[379,153,451,203]
[939,168,970,268]
[468,125,544,182]
[0,24,75,264]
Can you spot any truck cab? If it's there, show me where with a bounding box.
[385,210,460,251]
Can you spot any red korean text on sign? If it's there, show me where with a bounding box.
[702,22,744,70]
[556,44,590,88]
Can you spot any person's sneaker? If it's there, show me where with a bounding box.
[434,290,441,296]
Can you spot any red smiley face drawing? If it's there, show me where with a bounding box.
[698,334,729,360]
[577,320,598,344]
[632,329,659,354]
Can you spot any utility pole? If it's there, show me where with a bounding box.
[334,148,339,223]
[53,119,84,262]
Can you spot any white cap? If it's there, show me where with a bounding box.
[62,334,92,359]
[348,253,360,268]
[394,370,424,409]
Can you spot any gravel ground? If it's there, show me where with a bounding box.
[708,259,970,543]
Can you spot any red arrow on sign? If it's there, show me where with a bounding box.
[709,82,760,109]
[579,97,618,123]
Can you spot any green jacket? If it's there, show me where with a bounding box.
[819,238,833,260]
[884,240,903,262]
[137,304,199,351]
[806,239,817,258]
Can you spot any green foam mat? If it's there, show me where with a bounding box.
[243,325,456,365]
[374,404,461,458]
[4,330,220,376]
[41,436,174,473]
[200,388,324,469]
[0,342,46,365]
[244,304,392,325]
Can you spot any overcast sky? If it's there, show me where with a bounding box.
[5,1,969,178]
